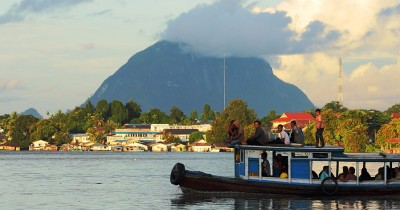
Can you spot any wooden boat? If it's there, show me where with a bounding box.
[170,145,400,196]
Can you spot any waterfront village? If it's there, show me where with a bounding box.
[0,112,315,152]
[1,112,400,153]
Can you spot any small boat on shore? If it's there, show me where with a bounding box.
[170,145,400,196]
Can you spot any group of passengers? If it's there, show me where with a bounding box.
[316,165,400,181]
[261,152,288,178]
[225,119,303,147]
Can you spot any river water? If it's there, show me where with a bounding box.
[1,151,400,210]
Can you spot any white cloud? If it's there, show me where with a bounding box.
[273,54,400,111]
[0,0,92,24]
[0,79,22,90]
[272,53,340,107]
[162,0,340,57]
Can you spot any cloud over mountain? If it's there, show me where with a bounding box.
[162,0,340,57]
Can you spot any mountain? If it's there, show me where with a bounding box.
[20,108,43,119]
[87,41,314,116]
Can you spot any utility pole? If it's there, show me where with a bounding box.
[338,58,344,105]
[224,54,226,110]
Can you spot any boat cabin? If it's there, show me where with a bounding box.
[235,145,400,186]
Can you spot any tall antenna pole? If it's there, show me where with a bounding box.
[223,54,226,110]
[338,58,344,105]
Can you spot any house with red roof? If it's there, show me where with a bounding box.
[270,112,315,129]
[392,113,400,119]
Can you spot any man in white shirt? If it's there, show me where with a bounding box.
[277,124,290,145]
[267,124,290,145]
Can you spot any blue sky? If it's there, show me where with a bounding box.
[1,0,400,117]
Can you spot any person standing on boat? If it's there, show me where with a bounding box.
[225,119,244,147]
[261,152,271,177]
[315,108,325,147]
[246,120,267,145]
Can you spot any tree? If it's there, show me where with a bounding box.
[125,100,142,122]
[335,117,369,152]
[95,99,109,120]
[109,100,129,125]
[86,115,105,143]
[169,106,186,124]
[365,109,390,143]
[320,109,369,152]
[375,118,400,150]
[139,108,169,124]
[385,103,400,116]
[163,132,181,144]
[200,104,215,122]
[9,114,39,149]
[206,99,257,144]
[49,110,70,146]
[30,119,57,144]
[2,112,17,138]
[323,101,348,113]
[83,101,94,115]
[260,110,278,132]
[189,110,198,123]
[189,131,204,144]
[66,107,88,133]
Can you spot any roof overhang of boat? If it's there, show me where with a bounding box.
[236,145,345,153]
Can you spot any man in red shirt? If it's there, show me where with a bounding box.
[315,108,325,147]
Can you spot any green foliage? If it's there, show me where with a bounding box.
[171,137,182,144]
[125,99,142,121]
[375,118,400,149]
[169,106,186,124]
[95,99,110,119]
[385,103,400,116]
[1,99,399,152]
[9,114,39,149]
[200,104,215,122]
[66,107,89,133]
[364,144,380,153]
[83,101,94,115]
[109,100,129,126]
[189,110,198,123]
[335,117,369,152]
[139,108,169,124]
[260,110,278,132]
[189,131,204,144]
[304,107,376,152]
[49,110,70,146]
[30,119,57,143]
[206,99,257,144]
[163,132,182,144]
[323,101,348,113]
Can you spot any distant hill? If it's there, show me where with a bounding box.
[86,41,314,116]
[20,108,43,119]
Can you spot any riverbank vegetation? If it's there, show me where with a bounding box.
[1,99,400,152]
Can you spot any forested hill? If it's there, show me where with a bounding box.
[87,40,314,116]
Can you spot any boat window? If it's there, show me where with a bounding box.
[292,152,308,158]
[312,153,329,158]
[235,149,240,163]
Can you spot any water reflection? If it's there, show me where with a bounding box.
[171,193,400,209]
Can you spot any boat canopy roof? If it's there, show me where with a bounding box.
[236,145,400,162]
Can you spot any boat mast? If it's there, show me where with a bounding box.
[224,54,226,110]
